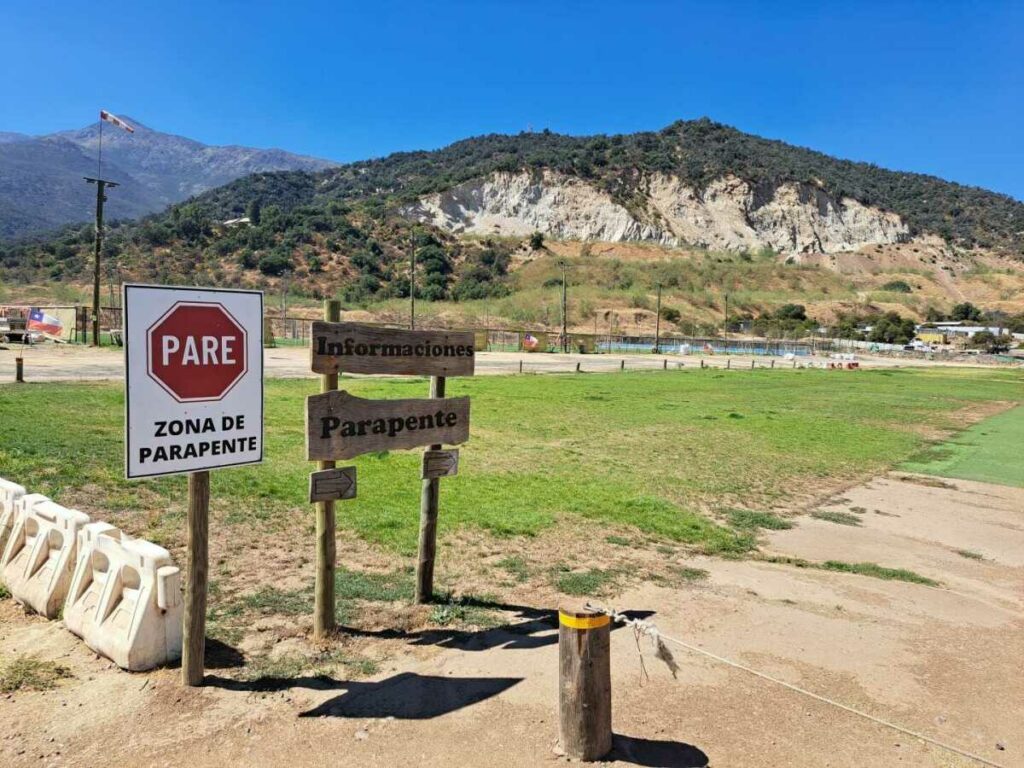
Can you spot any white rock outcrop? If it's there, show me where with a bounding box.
[405,170,910,254]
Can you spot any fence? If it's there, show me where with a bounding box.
[262,316,824,356]
[0,306,853,359]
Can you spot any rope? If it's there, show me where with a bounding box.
[585,602,1004,768]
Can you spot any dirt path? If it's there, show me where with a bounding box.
[2,471,1020,767]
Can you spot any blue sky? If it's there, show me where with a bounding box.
[3,1,1022,199]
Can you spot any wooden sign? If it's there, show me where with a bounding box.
[307,390,470,461]
[311,322,476,377]
[309,467,357,503]
[422,449,459,480]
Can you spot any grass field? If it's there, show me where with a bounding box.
[2,366,1021,556]
[902,403,1024,487]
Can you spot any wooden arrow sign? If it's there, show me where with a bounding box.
[309,466,357,503]
[306,390,470,461]
[422,449,459,480]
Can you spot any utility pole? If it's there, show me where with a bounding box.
[84,177,118,346]
[409,234,416,330]
[654,283,662,353]
[84,110,133,346]
[560,261,568,353]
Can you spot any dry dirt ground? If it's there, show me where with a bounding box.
[1,472,1021,768]
[0,342,1011,384]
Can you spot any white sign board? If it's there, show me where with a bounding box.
[124,284,264,479]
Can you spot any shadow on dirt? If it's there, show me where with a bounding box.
[205,671,521,719]
[338,599,654,653]
[204,638,246,669]
[608,734,710,768]
[298,672,523,719]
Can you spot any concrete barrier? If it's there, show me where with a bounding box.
[1,500,89,618]
[65,527,183,671]
[0,478,27,559]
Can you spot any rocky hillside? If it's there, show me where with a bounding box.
[406,170,910,254]
[0,117,335,238]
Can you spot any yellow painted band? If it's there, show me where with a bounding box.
[559,611,610,630]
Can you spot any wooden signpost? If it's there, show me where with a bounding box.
[306,321,474,623]
[311,322,476,377]
[306,391,470,461]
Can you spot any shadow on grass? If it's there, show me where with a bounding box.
[608,734,709,767]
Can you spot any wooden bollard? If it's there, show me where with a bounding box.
[663,359,667,370]
[519,359,523,374]
[700,359,705,369]
[751,359,755,370]
[726,358,731,370]
[620,359,625,371]
[575,361,581,373]
[558,605,612,761]
[15,356,24,383]
[771,359,775,369]
[793,359,797,369]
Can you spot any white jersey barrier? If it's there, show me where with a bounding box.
[1,499,90,618]
[1,492,52,588]
[0,478,27,559]
[65,525,183,671]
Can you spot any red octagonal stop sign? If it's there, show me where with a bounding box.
[147,302,248,402]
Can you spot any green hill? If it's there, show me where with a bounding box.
[3,118,1023,303]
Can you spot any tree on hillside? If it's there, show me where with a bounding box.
[529,231,545,250]
[246,197,262,226]
[951,302,983,322]
[867,312,916,344]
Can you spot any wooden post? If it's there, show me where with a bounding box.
[793,358,797,369]
[519,359,523,374]
[15,356,24,383]
[415,375,446,603]
[620,359,624,371]
[182,470,210,686]
[700,358,705,369]
[771,359,775,369]
[727,358,731,370]
[751,359,755,370]
[315,299,341,639]
[663,358,667,370]
[575,361,581,373]
[654,283,662,354]
[558,604,612,761]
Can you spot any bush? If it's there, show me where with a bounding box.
[659,306,681,323]
[258,248,292,276]
[880,280,912,293]
[529,231,545,250]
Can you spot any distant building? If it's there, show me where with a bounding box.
[222,216,251,228]
[916,321,1024,342]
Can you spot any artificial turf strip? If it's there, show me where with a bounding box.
[902,404,1024,488]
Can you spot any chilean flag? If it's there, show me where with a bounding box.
[28,308,63,338]
[100,110,134,133]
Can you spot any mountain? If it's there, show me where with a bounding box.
[0,117,336,238]
[3,118,1024,313]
